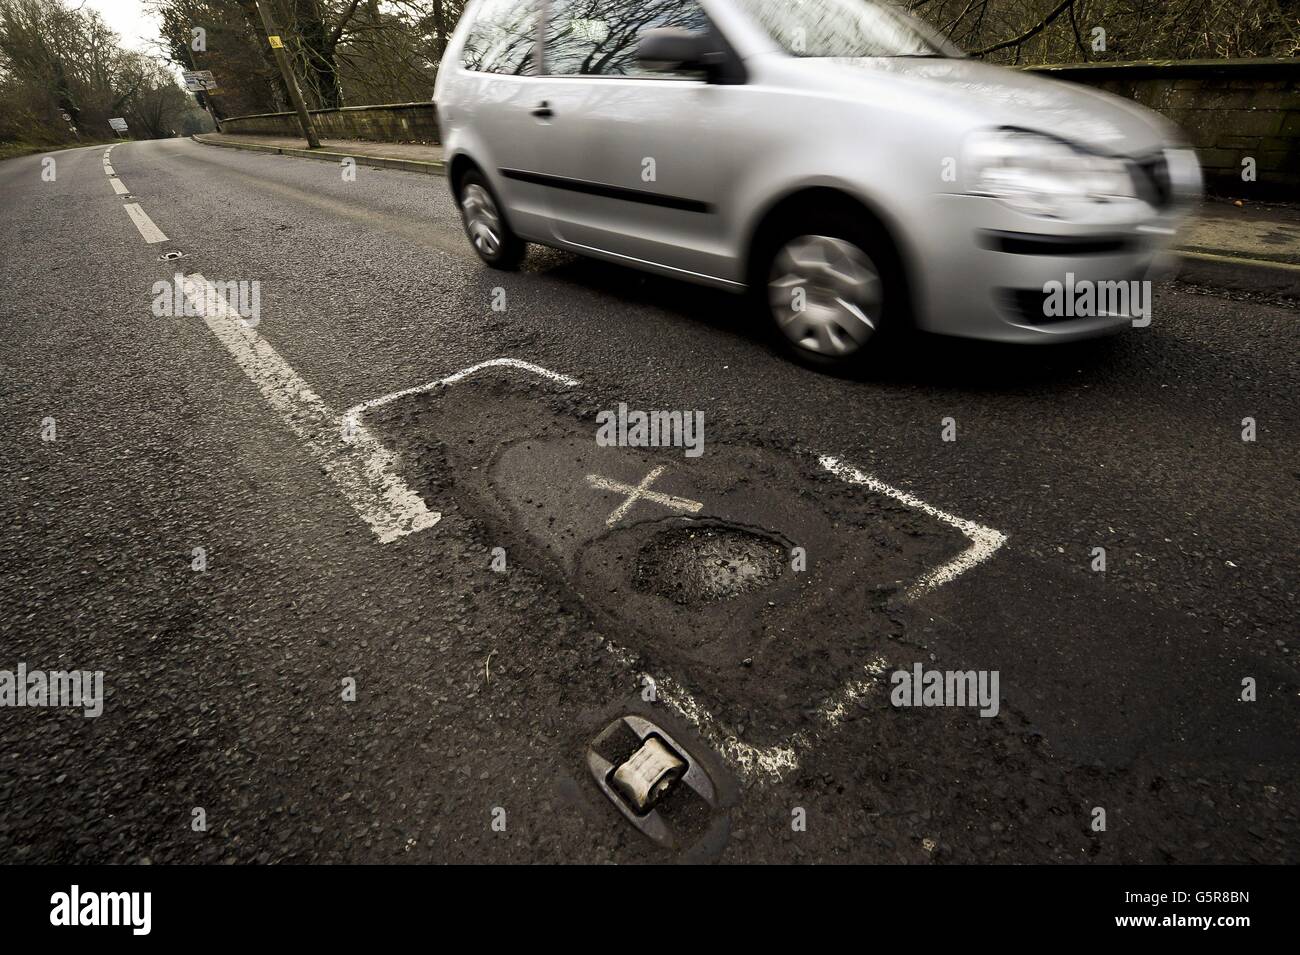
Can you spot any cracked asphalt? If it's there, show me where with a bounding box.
[0,138,1296,864]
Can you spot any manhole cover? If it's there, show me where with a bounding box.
[633,523,784,605]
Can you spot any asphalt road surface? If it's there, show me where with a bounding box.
[1,139,1296,864]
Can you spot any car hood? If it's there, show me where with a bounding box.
[800,56,1177,157]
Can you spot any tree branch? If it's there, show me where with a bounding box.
[971,0,1075,57]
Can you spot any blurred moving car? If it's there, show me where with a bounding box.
[436,0,1201,367]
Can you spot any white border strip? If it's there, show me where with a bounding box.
[110,178,129,195]
[182,273,439,543]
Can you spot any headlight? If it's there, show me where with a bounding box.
[964,129,1135,218]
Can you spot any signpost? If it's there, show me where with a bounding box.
[181,68,224,133]
[181,69,218,92]
[108,117,128,138]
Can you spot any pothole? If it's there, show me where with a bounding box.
[632,523,785,605]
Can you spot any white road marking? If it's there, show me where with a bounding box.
[122,203,167,243]
[103,145,127,193]
[586,466,703,526]
[343,358,580,427]
[818,455,1008,599]
[181,273,440,543]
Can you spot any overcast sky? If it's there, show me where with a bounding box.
[85,0,165,55]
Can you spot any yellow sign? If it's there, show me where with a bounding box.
[268,35,283,48]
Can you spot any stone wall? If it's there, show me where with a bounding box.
[1026,58,1299,199]
[221,102,439,144]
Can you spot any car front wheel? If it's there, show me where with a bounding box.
[457,169,525,270]
[757,209,903,368]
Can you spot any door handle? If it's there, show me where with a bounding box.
[531,101,553,119]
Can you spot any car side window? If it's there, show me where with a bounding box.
[462,0,540,74]
[543,0,711,77]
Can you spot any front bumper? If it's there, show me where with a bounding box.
[911,192,1195,344]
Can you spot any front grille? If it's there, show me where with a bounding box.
[1130,155,1172,209]
[980,230,1132,256]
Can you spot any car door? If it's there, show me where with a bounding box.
[526,0,748,284]
[454,0,551,239]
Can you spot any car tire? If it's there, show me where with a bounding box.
[456,168,526,270]
[753,206,905,369]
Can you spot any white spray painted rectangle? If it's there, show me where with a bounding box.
[337,361,1007,783]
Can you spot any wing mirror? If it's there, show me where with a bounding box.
[636,27,727,80]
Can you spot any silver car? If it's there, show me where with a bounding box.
[436,0,1201,367]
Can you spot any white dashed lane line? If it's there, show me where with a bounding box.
[122,202,167,244]
[102,144,152,236]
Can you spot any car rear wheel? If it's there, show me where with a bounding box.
[457,169,525,270]
[756,209,903,368]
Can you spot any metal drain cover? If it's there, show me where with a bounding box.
[632,523,785,604]
[158,250,185,261]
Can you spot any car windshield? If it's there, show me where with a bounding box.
[733,0,960,58]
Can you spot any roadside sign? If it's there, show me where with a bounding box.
[181,69,218,92]
[108,117,129,132]
[60,111,71,121]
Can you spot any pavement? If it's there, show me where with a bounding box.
[0,138,1296,864]
[194,132,446,175]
